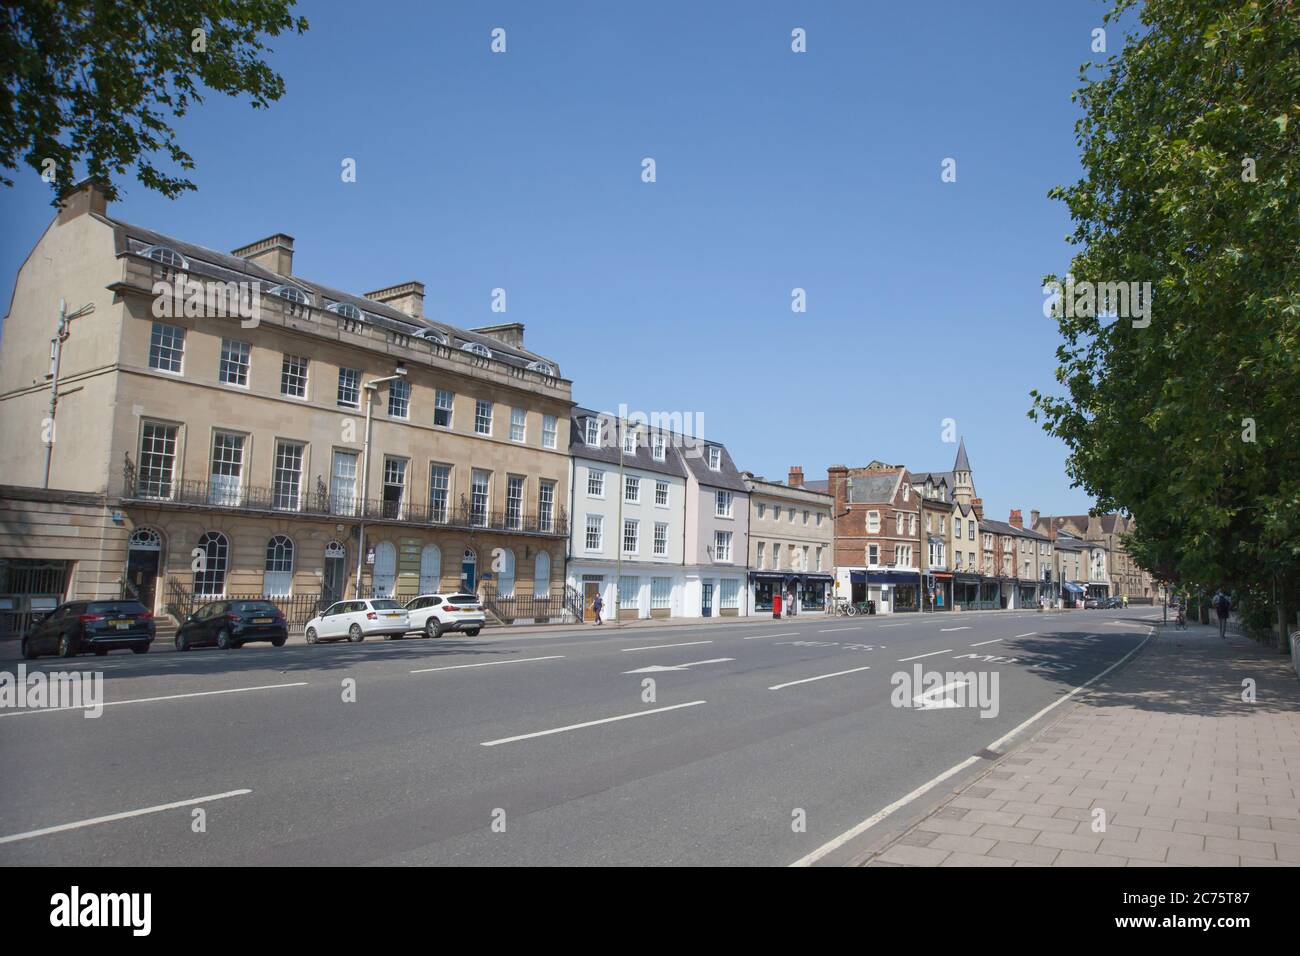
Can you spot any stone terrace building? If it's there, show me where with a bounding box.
[0,182,573,634]
[1034,511,1153,601]
[743,466,835,615]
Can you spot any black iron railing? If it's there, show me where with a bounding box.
[165,576,325,628]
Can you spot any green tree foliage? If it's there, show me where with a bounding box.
[1031,0,1299,633]
[1,1,308,202]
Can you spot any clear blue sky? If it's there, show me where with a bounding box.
[0,0,1134,522]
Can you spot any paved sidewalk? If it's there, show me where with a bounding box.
[864,621,1300,867]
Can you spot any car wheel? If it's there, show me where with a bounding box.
[58,635,76,658]
[21,639,38,660]
[271,634,287,648]
[176,632,191,652]
[465,628,480,637]
[426,619,443,639]
[348,624,364,643]
[306,627,318,645]
[132,644,148,655]
[217,628,235,650]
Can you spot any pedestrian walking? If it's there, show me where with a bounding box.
[1122,593,1128,608]
[1212,587,1231,638]
[592,592,604,625]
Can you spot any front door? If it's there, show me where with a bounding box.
[461,549,477,592]
[127,548,160,611]
[583,582,600,623]
[701,582,714,618]
[323,541,346,605]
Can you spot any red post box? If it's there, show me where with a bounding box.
[773,593,782,619]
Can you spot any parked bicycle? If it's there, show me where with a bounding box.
[831,598,857,617]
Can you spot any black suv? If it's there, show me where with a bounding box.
[175,600,289,651]
[22,600,154,659]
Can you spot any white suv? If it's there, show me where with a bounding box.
[305,599,411,644]
[404,593,487,638]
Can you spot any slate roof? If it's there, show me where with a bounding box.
[102,214,563,375]
[846,471,901,504]
[568,409,688,478]
[953,438,972,473]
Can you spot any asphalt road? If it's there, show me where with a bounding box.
[0,607,1159,866]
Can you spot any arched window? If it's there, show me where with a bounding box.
[326,301,363,321]
[497,548,515,599]
[264,535,295,596]
[195,531,229,596]
[128,527,162,551]
[372,541,397,598]
[534,551,551,598]
[526,360,556,376]
[461,342,492,359]
[143,245,189,270]
[415,328,447,345]
[419,543,442,594]
[269,284,310,305]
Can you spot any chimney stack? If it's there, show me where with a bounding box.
[365,281,425,320]
[470,323,525,349]
[1030,509,1040,529]
[788,465,804,488]
[1009,509,1023,529]
[232,234,295,277]
[57,178,109,224]
[972,498,984,520]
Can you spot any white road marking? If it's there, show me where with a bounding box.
[877,623,908,628]
[0,682,308,718]
[621,641,712,652]
[791,629,1155,867]
[913,679,970,709]
[940,626,971,632]
[623,657,734,674]
[818,627,863,633]
[481,700,706,747]
[411,655,564,674]
[744,631,799,640]
[897,649,951,662]
[768,666,871,691]
[970,639,1004,647]
[0,789,252,845]
[1014,632,1038,638]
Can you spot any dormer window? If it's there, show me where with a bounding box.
[270,284,310,305]
[461,342,493,359]
[326,302,363,321]
[652,433,666,461]
[414,328,447,345]
[526,360,555,375]
[706,446,721,470]
[584,418,601,446]
[623,428,637,455]
[144,245,189,271]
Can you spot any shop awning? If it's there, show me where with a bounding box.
[1062,582,1084,594]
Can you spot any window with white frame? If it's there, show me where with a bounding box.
[470,469,490,526]
[909,514,917,535]
[652,433,666,460]
[219,339,250,386]
[713,530,733,562]
[137,421,178,499]
[624,474,640,503]
[382,457,407,518]
[208,431,245,506]
[585,514,603,551]
[504,475,525,530]
[756,542,766,568]
[510,407,526,442]
[715,490,733,517]
[149,323,185,373]
[653,522,668,556]
[969,522,975,541]
[954,517,962,539]
[868,543,879,565]
[757,503,766,519]
[803,510,809,525]
[194,531,228,596]
[655,481,669,507]
[622,428,636,455]
[584,417,600,446]
[280,355,308,398]
[434,389,454,427]
[896,512,904,535]
[706,446,721,470]
[388,379,410,419]
[330,450,358,515]
[474,399,493,436]
[272,440,304,511]
[867,510,880,533]
[618,575,639,611]
[337,368,360,408]
[772,543,781,569]
[802,545,810,571]
[428,464,450,522]
[542,414,557,448]
[538,480,556,533]
[719,579,739,609]
[623,519,639,554]
[816,546,824,571]
[587,469,605,497]
[651,577,671,609]
[264,535,294,596]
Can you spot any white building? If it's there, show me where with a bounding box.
[679,438,750,617]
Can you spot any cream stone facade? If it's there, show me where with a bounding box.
[744,468,834,615]
[0,182,574,633]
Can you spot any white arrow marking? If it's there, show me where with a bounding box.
[940,626,971,632]
[913,679,970,710]
[622,657,735,674]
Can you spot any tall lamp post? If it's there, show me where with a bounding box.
[353,369,407,598]
[43,298,96,489]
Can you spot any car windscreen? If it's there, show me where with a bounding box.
[233,602,280,614]
[447,595,480,605]
[87,602,148,615]
[370,600,403,610]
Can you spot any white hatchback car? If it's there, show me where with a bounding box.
[305,599,411,644]
[404,593,487,638]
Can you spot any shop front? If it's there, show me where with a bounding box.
[751,572,832,615]
[954,573,985,610]
[1018,580,1040,608]
[922,572,954,612]
[1063,581,1085,608]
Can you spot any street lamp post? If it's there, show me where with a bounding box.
[353,369,407,598]
[43,298,95,489]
